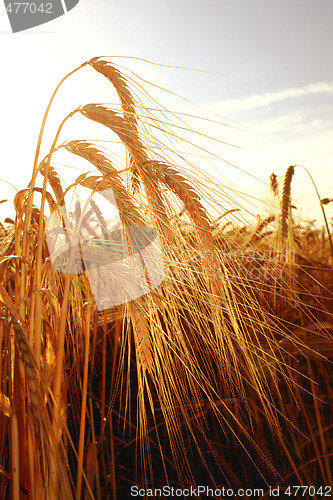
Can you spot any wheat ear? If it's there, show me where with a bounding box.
[128,299,153,373]
[11,319,73,499]
[88,58,141,189]
[39,161,65,205]
[141,161,222,291]
[78,107,173,240]
[280,165,294,240]
[89,58,138,130]
[270,172,279,197]
[79,105,146,162]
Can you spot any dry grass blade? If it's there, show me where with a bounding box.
[84,441,97,500]
[0,391,13,418]
[0,254,31,269]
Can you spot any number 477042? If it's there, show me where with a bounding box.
[6,3,53,14]
[284,486,331,497]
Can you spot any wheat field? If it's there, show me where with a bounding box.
[0,58,332,499]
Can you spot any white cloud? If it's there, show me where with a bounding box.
[211,81,333,114]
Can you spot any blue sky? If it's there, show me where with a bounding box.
[0,0,332,224]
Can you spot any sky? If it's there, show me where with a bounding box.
[0,0,332,226]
